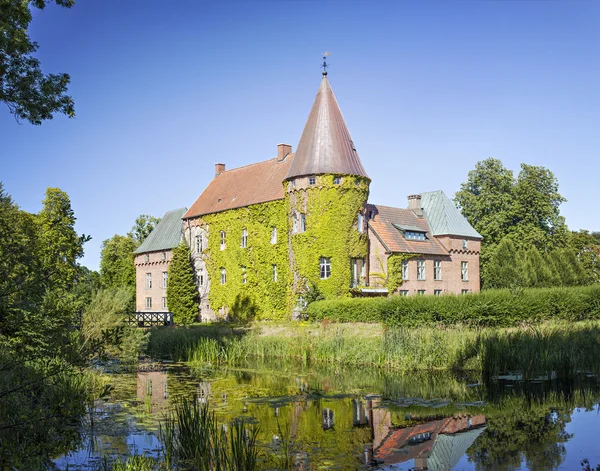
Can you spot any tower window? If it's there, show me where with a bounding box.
[358,213,364,233]
[161,251,167,261]
[195,235,203,253]
[434,261,442,281]
[146,273,152,289]
[162,271,168,288]
[300,213,306,232]
[333,176,341,184]
[401,260,409,280]
[145,254,150,263]
[417,260,425,280]
[220,231,226,250]
[272,264,278,282]
[271,227,277,244]
[461,262,469,281]
[463,239,468,250]
[241,266,247,284]
[292,213,298,233]
[320,257,331,280]
[241,228,248,248]
[220,268,226,284]
[309,176,316,186]
[145,297,152,308]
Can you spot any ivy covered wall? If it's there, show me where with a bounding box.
[202,200,291,320]
[287,175,370,300]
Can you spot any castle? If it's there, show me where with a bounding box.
[134,72,482,321]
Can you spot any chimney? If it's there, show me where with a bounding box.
[215,163,225,177]
[408,194,423,217]
[277,143,292,162]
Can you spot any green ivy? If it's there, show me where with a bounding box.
[387,253,418,294]
[167,242,199,325]
[288,175,369,301]
[203,200,291,320]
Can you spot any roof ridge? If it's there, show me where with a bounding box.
[369,203,412,211]
[219,156,281,175]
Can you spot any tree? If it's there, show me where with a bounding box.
[455,159,569,287]
[100,235,137,290]
[128,214,161,245]
[167,242,199,325]
[1,0,75,124]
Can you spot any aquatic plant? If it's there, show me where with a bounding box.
[160,398,259,471]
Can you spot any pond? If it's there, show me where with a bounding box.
[55,361,600,470]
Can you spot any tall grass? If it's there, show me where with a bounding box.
[182,321,600,378]
[160,399,259,471]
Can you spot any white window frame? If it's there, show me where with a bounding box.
[195,235,203,253]
[358,213,364,233]
[146,273,152,289]
[272,264,278,282]
[463,239,468,250]
[300,213,306,232]
[162,297,167,309]
[461,261,469,282]
[462,289,469,295]
[161,251,166,261]
[198,268,204,286]
[434,261,442,281]
[220,268,226,285]
[401,260,409,281]
[399,290,409,296]
[145,254,149,263]
[417,290,426,295]
[162,271,168,289]
[434,289,442,296]
[292,213,298,233]
[417,260,425,280]
[220,231,226,250]
[241,228,248,248]
[333,176,341,184]
[320,257,331,280]
[145,297,152,308]
[309,176,316,186]
[271,227,277,244]
[241,266,247,284]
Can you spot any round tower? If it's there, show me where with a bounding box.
[285,73,370,314]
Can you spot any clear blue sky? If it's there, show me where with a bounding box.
[1,0,598,270]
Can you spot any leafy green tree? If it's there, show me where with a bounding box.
[455,159,569,287]
[167,242,199,325]
[128,214,161,245]
[1,0,75,124]
[566,230,600,283]
[100,235,137,290]
[484,238,523,289]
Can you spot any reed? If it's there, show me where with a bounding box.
[182,320,600,379]
[160,398,259,471]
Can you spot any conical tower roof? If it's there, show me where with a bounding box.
[286,75,369,180]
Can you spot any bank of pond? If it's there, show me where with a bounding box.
[4,319,600,470]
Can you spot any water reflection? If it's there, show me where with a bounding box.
[55,363,600,470]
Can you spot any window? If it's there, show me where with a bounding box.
[401,260,409,280]
[145,297,152,308]
[145,254,149,263]
[162,271,168,288]
[198,269,204,286]
[358,213,364,233]
[300,213,306,232]
[351,258,365,287]
[271,227,277,244]
[369,210,374,220]
[220,231,226,250]
[434,290,442,296]
[220,268,226,284]
[195,235,203,253]
[320,257,331,280]
[405,231,426,241]
[241,228,248,248]
[162,297,167,309]
[462,289,469,295]
[272,264,278,282]
[461,261,469,282]
[291,179,296,188]
[399,290,409,296]
[463,239,468,250]
[417,290,426,295]
[161,251,167,261]
[309,176,316,186]
[292,213,298,233]
[355,178,361,186]
[241,266,247,284]
[417,260,425,280]
[333,176,341,185]
[434,261,442,281]
[146,273,152,289]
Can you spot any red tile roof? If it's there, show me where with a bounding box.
[367,204,449,256]
[184,155,293,219]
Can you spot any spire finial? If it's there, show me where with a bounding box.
[322,51,330,76]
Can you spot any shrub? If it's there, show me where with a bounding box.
[306,285,600,327]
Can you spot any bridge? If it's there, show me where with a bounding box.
[129,312,173,327]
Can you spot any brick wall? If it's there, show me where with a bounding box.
[134,250,172,311]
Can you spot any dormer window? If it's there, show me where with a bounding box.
[405,231,426,241]
[309,177,316,186]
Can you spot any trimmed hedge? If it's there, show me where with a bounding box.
[306,285,600,327]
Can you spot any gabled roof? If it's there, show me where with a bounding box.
[367,204,449,256]
[134,208,187,254]
[420,191,482,239]
[184,156,293,219]
[286,75,369,180]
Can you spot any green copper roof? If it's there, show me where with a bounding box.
[133,208,187,254]
[420,191,482,239]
